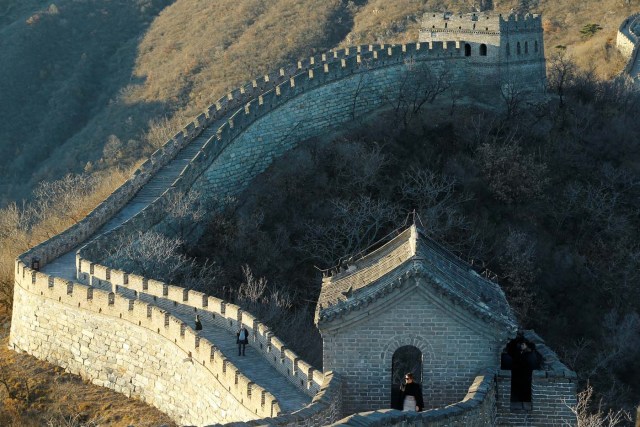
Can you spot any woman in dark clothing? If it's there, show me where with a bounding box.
[400,373,424,411]
[195,315,202,331]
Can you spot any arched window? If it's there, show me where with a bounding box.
[534,40,539,53]
[517,42,521,55]
[465,43,471,56]
[444,22,448,29]
[506,43,511,57]
[525,41,529,54]
[390,346,423,409]
[480,44,487,56]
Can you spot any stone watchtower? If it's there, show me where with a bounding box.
[315,225,578,425]
[419,12,547,90]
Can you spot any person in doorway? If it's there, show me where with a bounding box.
[400,373,424,412]
[195,314,202,331]
[236,326,249,356]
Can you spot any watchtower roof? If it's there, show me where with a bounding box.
[315,225,517,330]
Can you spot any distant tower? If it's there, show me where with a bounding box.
[419,12,546,91]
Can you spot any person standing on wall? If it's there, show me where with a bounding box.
[195,314,202,331]
[400,373,424,412]
[237,325,249,356]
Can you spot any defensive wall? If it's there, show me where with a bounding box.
[617,13,640,75]
[320,331,575,426]
[12,38,556,425]
[419,12,546,91]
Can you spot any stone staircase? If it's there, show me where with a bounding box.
[40,122,312,415]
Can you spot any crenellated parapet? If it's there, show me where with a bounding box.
[13,28,553,425]
[12,258,285,423]
[75,254,326,399]
[326,370,497,426]
[617,13,640,76]
[421,12,542,34]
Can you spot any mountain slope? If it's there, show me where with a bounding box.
[0,0,636,205]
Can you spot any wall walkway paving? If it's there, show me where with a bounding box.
[617,13,640,81]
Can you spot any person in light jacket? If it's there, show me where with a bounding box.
[236,326,249,356]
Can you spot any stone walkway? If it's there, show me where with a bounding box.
[621,16,640,81]
[40,120,312,415]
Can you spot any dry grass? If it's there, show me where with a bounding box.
[0,309,175,427]
[340,0,635,78]
[1,0,639,422]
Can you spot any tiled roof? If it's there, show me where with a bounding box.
[315,225,517,331]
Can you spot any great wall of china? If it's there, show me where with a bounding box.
[617,13,640,79]
[9,12,639,426]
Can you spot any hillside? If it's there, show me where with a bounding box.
[0,0,636,206]
[1,0,639,424]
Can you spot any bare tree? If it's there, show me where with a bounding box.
[399,167,475,250]
[380,59,453,126]
[32,174,99,235]
[164,189,207,241]
[498,228,539,321]
[300,196,399,266]
[569,383,632,427]
[476,138,549,204]
[108,230,220,292]
[548,49,577,109]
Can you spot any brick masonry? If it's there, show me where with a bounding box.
[8,11,592,427]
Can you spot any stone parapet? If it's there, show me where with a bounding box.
[617,14,640,74]
[327,369,496,426]
[495,330,577,426]
[76,254,326,398]
[13,32,554,425]
[10,260,279,424]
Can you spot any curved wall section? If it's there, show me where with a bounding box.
[10,263,279,425]
[617,14,640,74]
[12,40,549,426]
[193,55,462,201]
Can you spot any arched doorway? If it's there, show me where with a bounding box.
[464,43,471,56]
[390,345,422,409]
[480,44,487,56]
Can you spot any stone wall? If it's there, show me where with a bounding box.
[12,256,344,425]
[617,14,640,74]
[12,35,557,426]
[11,263,267,425]
[320,272,508,415]
[496,331,577,426]
[328,369,496,426]
[75,255,325,399]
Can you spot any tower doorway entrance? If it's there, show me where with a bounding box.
[390,345,422,409]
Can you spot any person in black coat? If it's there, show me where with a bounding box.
[194,314,202,331]
[400,373,424,411]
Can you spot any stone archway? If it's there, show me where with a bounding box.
[390,345,422,409]
[382,334,433,409]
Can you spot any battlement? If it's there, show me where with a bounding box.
[421,12,542,34]
[75,254,326,398]
[617,13,640,75]
[12,30,555,426]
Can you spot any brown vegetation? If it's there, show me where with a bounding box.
[2,0,640,423]
[164,66,639,416]
[0,0,636,206]
[0,310,175,427]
